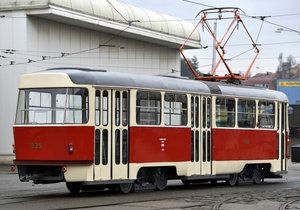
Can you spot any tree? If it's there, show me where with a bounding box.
[287,55,297,67]
[189,55,199,71]
[277,53,299,79]
[181,55,201,79]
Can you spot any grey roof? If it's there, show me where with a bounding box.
[44,68,288,102]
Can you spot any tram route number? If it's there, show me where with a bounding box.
[30,142,43,149]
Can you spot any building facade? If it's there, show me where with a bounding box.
[0,0,200,160]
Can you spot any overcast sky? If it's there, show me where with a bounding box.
[122,0,300,75]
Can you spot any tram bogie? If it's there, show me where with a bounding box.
[12,68,289,194]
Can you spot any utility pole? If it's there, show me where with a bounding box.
[211,21,217,73]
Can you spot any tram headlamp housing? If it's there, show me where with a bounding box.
[62,166,67,173]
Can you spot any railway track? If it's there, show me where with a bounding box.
[279,196,300,210]
[1,176,300,210]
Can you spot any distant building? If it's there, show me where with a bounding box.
[244,64,300,90]
[277,80,300,105]
[244,72,277,90]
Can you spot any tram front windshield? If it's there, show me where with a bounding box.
[15,88,89,125]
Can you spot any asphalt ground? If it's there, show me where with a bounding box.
[0,137,299,210]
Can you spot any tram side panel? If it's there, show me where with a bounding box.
[14,126,94,162]
[129,127,191,163]
[212,129,277,161]
[211,128,279,174]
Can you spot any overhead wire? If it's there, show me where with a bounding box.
[182,0,215,8]
[1,40,299,58]
[106,0,129,23]
[240,14,300,34]
[1,1,299,68]
[0,25,131,67]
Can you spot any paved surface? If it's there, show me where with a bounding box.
[0,138,299,210]
[0,162,299,210]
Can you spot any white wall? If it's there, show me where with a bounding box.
[0,14,180,156]
[0,11,27,155]
[25,17,180,74]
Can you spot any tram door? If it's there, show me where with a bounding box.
[201,96,212,175]
[191,96,201,175]
[94,89,129,181]
[278,103,287,171]
[111,90,129,180]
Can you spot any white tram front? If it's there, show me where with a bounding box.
[13,68,289,193]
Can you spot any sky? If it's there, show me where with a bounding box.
[121,0,300,76]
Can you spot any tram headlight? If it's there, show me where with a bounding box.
[68,143,74,154]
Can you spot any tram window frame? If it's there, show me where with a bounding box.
[122,130,128,164]
[258,101,275,129]
[136,91,161,125]
[164,93,188,126]
[207,98,211,128]
[95,90,101,126]
[102,91,109,126]
[102,129,108,165]
[95,129,100,165]
[215,97,236,128]
[115,91,121,126]
[195,97,199,127]
[115,129,121,165]
[191,97,194,127]
[122,92,128,126]
[15,88,89,125]
[191,130,194,162]
[237,99,256,128]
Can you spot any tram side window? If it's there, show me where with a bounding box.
[115,91,121,126]
[136,91,161,125]
[102,91,109,126]
[15,88,89,124]
[164,93,187,126]
[56,89,87,124]
[238,100,256,128]
[258,101,275,129]
[28,91,52,124]
[95,90,101,126]
[216,98,235,127]
[122,92,128,126]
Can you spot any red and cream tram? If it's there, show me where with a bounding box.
[13,68,289,193]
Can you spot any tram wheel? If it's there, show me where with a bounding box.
[66,182,82,194]
[252,166,263,184]
[153,168,168,191]
[227,174,239,186]
[117,183,133,194]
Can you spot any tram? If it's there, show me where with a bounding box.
[13,68,289,194]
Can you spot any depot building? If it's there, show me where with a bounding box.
[0,0,200,161]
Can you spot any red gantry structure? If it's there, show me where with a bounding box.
[179,7,260,81]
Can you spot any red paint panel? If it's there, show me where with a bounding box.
[212,128,277,161]
[129,127,191,163]
[13,126,94,162]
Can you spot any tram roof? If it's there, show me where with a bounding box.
[35,68,288,102]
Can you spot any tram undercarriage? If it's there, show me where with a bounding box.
[16,163,284,194]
